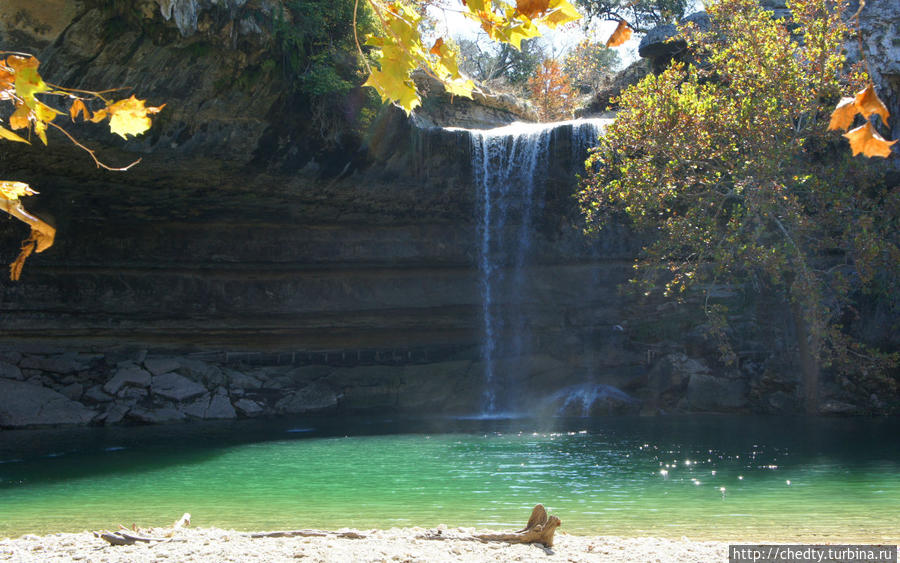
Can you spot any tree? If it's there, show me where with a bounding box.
[573,0,688,33]
[563,39,620,93]
[457,36,547,89]
[528,59,576,121]
[577,0,899,411]
[1,52,162,280]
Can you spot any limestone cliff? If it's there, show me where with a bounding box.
[0,0,895,428]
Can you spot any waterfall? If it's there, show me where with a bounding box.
[453,118,613,415]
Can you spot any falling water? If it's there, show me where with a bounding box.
[458,118,612,415]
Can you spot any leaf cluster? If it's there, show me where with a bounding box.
[578,0,898,389]
[1,53,162,279]
[361,0,581,113]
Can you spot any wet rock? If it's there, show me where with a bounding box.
[182,393,212,418]
[118,386,149,400]
[60,383,84,401]
[104,366,152,395]
[128,406,186,424]
[275,381,340,414]
[0,351,22,364]
[84,384,114,403]
[234,398,264,417]
[151,372,207,402]
[206,389,237,419]
[819,400,862,416]
[0,379,97,427]
[545,383,642,416]
[19,353,87,374]
[144,357,181,376]
[682,373,748,411]
[224,369,262,390]
[0,360,23,380]
[103,403,131,425]
[177,359,226,387]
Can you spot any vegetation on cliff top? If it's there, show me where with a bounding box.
[578,0,898,409]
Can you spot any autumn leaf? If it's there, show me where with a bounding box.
[854,84,890,126]
[606,20,632,48]
[0,124,29,144]
[9,103,30,130]
[6,55,49,110]
[542,0,582,28]
[430,38,444,56]
[101,95,165,139]
[69,99,90,121]
[828,97,856,131]
[517,0,550,18]
[0,181,37,201]
[843,122,897,158]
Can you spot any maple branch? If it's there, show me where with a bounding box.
[48,121,142,172]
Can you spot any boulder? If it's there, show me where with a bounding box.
[83,384,114,403]
[234,398,265,417]
[0,379,96,427]
[18,353,87,374]
[206,390,237,419]
[182,393,211,418]
[103,366,152,395]
[151,372,208,402]
[544,383,642,416]
[0,360,23,380]
[638,12,710,70]
[103,403,132,425]
[275,382,340,414]
[128,406,186,424]
[224,369,263,390]
[143,357,181,376]
[60,383,84,401]
[682,372,748,411]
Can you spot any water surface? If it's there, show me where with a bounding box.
[0,416,897,541]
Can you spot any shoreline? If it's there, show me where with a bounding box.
[0,526,736,562]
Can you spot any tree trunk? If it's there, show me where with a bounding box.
[791,301,820,414]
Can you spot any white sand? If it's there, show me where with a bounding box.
[0,527,730,562]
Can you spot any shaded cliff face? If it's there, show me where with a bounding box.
[0,1,894,428]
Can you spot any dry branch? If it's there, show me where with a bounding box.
[252,530,366,539]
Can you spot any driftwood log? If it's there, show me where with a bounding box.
[420,504,561,548]
[474,504,561,547]
[251,530,366,539]
[95,513,191,546]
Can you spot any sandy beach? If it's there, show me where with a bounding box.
[0,527,731,562]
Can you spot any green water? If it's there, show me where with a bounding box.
[0,416,897,541]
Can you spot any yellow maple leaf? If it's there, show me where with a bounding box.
[0,124,29,144]
[541,0,582,28]
[0,181,37,201]
[843,122,897,158]
[6,55,49,111]
[103,95,165,139]
[606,20,632,48]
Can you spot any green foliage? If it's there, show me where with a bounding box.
[564,39,620,93]
[578,0,898,393]
[273,0,376,97]
[574,0,687,32]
